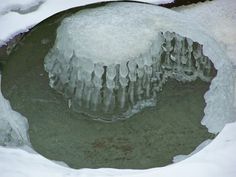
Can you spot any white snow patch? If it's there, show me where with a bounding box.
[0,0,174,47]
[174,0,236,65]
[173,139,212,163]
[0,122,236,177]
[0,0,45,15]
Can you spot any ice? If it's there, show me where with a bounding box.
[0,75,30,147]
[0,0,45,15]
[44,3,216,121]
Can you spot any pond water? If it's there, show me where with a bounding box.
[1,4,215,169]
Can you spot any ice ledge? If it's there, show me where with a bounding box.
[44,2,235,131]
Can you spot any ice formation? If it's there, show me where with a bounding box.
[0,75,29,147]
[44,4,215,121]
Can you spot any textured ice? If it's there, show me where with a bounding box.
[0,75,29,147]
[44,3,216,121]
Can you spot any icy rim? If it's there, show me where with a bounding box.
[45,3,215,121]
[0,1,235,177]
[43,2,234,131]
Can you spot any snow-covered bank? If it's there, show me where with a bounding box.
[172,139,212,163]
[174,0,236,66]
[0,122,236,177]
[0,0,174,47]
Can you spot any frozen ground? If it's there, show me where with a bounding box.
[0,0,236,177]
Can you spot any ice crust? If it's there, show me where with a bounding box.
[45,3,217,122]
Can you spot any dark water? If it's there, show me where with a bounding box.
[161,0,213,8]
[1,4,214,169]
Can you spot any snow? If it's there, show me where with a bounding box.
[173,139,212,163]
[174,0,236,66]
[0,122,236,177]
[0,0,45,15]
[0,75,30,147]
[0,0,174,47]
[53,7,162,64]
[0,0,236,177]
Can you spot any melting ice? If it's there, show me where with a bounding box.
[44,3,215,121]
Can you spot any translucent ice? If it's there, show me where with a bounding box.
[0,75,29,146]
[44,3,233,125]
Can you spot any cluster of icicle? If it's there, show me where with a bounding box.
[44,31,214,122]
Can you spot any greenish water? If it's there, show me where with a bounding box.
[1,5,214,169]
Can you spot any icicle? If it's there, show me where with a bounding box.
[91,76,102,111]
[163,32,174,70]
[119,62,128,108]
[82,72,93,109]
[45,29,215,122]
[137,67,144,100]
[184,38,193,75]
[75,69,85,107]
[128,60,137,104]
[136,57,145,100]
[144,65,152,98]
[104,64,116,112]
[90,63,104,110]
[171,34,182,75]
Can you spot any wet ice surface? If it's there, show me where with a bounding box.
[1,5,214,168]
[44,3,215,121]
